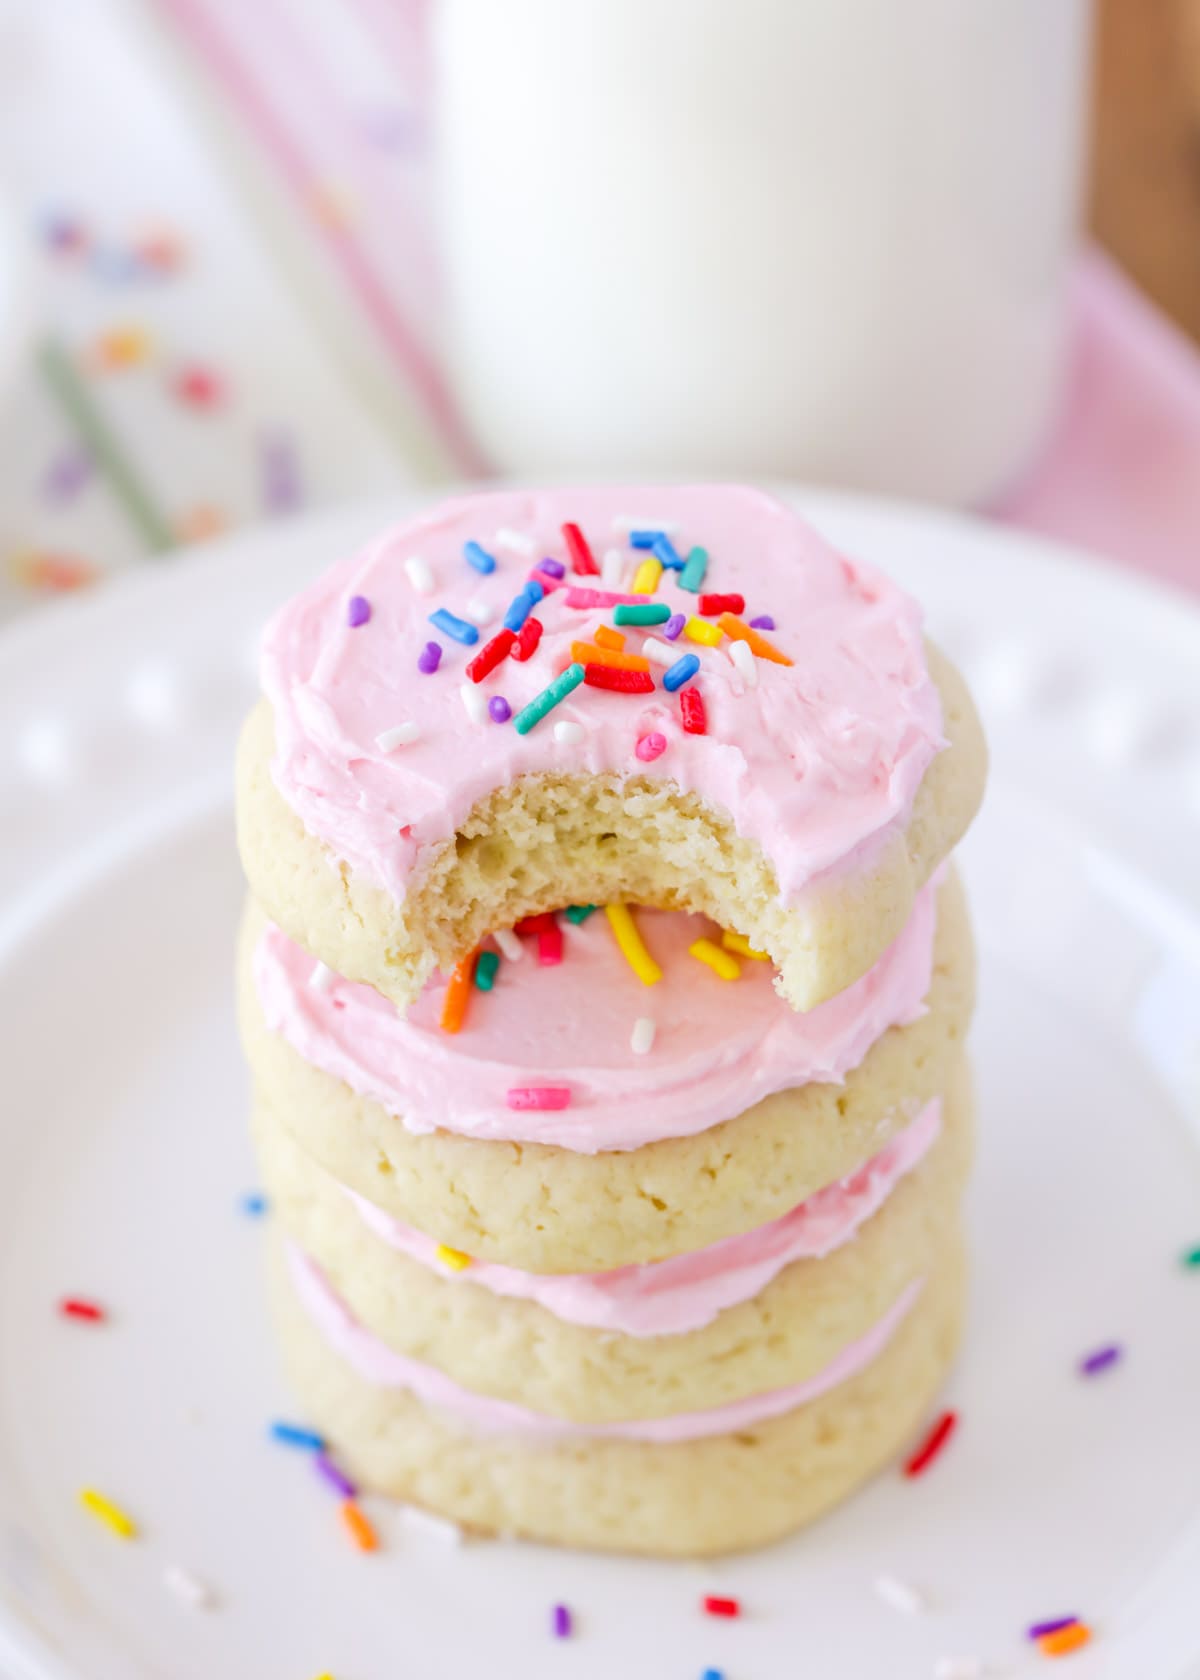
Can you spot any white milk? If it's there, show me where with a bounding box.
[433,0,1091,503]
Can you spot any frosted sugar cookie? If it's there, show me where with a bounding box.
[237,485,985,1012]
[239,871,974,1272]
[254,1060,970,1421]
[267,1231,967,1556]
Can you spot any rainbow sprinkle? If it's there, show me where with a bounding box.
[440,955,476,1032]
[663,653,701,692]
[635,732,667,762]
[565,905,597,923]
[513,663,585,734]
[679,546,709,591]
[722,930,769,960]
[631,557,663,595]
[683,615,722,647]
[506,1086,572,1110]
[429,608,479,646]
[702,1595,741,1619]
[552,1604,573,1639]
[1079,1343,1122,1376]
[1037,1622,1092,1658]
[435,1244,473,1272]
[340,1500,378,1552]
[315,1455,358,1499]
[418,641,442,673]
[474,950,500,990]
[631,1016,656,1054]
[464,540,497,574]
[613,601,670,626]
[488,696,512,723]
[690,938,740,980]
[79,1488,137,1539]
[271,1422,326,1452]
[604,904,662,985]
[60,1298,106,1323]
[904,1409,957,1477]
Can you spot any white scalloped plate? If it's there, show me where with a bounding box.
[0,490,1198,1680]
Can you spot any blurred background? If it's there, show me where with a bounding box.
[0,0,1196,624]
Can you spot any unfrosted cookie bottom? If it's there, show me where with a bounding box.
[267,1235,966,1557]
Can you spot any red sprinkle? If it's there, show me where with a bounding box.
[465,628,517,683]
[538,923,564,965]
[562,521,599,576]
[584,665,656,694]
[903,1409,958,1478]
[515,913,556,936]
[60,1298,106,1323]
[698,592,745,616]
[511,616,544,661]
[703,1596,741,1619]
[680,687,707,734]
[173,365,224,408]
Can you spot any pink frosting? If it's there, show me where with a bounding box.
[348,1097,941,1336]
[260,486,944,906]
[254,882,938,1152]
[287,1242,924,1443]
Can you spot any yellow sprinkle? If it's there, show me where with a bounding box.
[721,929,770,961]
[434,1244,472,1272]
[604,904,662,985]
[79,1488,137,1539]
[631,557,662,595]
[689,938,741,980]
[683,615,723,647]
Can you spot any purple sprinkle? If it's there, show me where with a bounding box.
[539,557,566,579]
[1079,1343,1122,1377]
[418,641,442,673]
[552,1604,572,1639]
[663,612,686,641]
[1028,1616,1080,1641]
[347,594,371,628]
[488,696,512,723]
[315,1453,358,1500]
[42,449,92,504]
[749,614,776,631]
[260,430,303,514]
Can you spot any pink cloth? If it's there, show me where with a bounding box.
[1000,251,1200,597]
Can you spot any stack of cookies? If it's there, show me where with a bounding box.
[236,485,986,1556]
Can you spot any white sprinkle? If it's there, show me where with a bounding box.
[874,1574,925,1616]
[934,1660,985,1680]
[729,637,758,687]
[465,597,495,625]
[309,961,335,992]
[631,1017,657,1055]
[163,1565,214,1610]
[493,928,524,962]
[460,683,488,725]
[375,722,420,751]
[554,720,584,746]
[641,637,676,666]
[495,527,535,557]
[404,556,435,596]
[601,547,626,587]
[612,515,681,536]
[401,1504,464,1546]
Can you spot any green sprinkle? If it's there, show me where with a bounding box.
[613,601,671,627]
[679,546,709,593]
[1182,1244,1200,1268]
[474,950,500,991]
[513,663,585,735]
[565,904,597,924]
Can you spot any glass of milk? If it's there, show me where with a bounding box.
[433,0,1091,504]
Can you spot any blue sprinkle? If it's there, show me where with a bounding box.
[663,652,700,693]
[502,586,539,633]
[653,534,684,570]
[239,1191,269,1218]
[749,614,776,631]
[270,1421,326,1452]
[540,557,566,579]
[524,578,545,602]
[429,608,479,645]
[628,529,665,549]
[701,1670,726,1680]
[464,540,497,574]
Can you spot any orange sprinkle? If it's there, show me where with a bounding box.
[92,326,153,369]
[340,1500,378,1552]
[9,551,98,593]
[570,641,650,674]
[440,955,476,1033]
[176,504,228,543]
[1038,1624,1092,1658]
[717,613,793,666]
[594,624,626,651]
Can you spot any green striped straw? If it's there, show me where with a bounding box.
[37,337,175,555]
